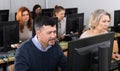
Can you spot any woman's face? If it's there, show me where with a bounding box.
[96,15,110,33]
[35,7,41,15]
[55,10,65,21]
[22,11,29,22]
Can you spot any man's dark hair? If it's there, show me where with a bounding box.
[34,16,56,30]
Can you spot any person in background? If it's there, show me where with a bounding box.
[32,4,42,19]
[16,6,33,42]
[53,5,66,40]
[80,9,120,60]
[14,16,67,71]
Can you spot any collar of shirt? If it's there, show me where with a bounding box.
[32,35,51,52]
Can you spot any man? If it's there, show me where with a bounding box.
[14,16,67,71]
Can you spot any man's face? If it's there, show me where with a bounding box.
[37,25,57,47]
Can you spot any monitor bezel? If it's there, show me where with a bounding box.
[66,13,84,36]
[0,9,9,22]
[0,21,19,52]
[67,32,114,71]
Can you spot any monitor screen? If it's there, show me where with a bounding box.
[66,13,84,37]
[67,32,114,71]
[0,21,19,52]
[0,9,9,22]
[65,8,78,16]
[114,10,120,32]
[41,8,54,17]
[0,27,3,47]
[114,10,120,27]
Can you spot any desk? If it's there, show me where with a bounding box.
[0,50,15,71]
[0,57,14,71]
[0,57,14,64]
[115,33,120,38]
[59,41,68,56]
[59,41,68,51]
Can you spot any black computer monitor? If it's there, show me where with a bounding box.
[114,10,120,32]
[15,12,17,20]
[0,21,19,52]
[52,17,58,38]
[67,32,114,71]
[66,13,84,37]
[0,9,9,22]
[114,10,120,27]
[65,8,78,16]
[41,8,54,17]
[0,27,3,47]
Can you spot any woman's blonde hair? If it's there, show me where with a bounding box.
[53,5,65,17]
[89,9,111,29]
[16,6,32,33]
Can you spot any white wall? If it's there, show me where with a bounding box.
[10,0,46,21]
[46,0,120,27]
[0,0,46,21]
[1,0,120,27]
[0,0,10,9]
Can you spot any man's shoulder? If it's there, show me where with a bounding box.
[52,42,62,51]
[18,39,33,50]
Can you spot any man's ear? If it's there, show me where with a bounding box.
[36,30,40,36]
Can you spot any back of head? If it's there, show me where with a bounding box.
[53,5,65,17]
[89,9,111,29]
[34,16,56,30]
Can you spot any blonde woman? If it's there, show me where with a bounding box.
[80,9,120,60]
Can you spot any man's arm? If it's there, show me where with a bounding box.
[14,47,29,71]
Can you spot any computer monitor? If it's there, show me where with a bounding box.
[66,13,84,37]
[0,27,3,47]
[0,21,19,52]
[114,10,120,32]
[52,17,58,38]
[15,12,17,20]
[65,8,78,16]
[0,9,9,22]
[67,32,114,71]
[41,8,54,17]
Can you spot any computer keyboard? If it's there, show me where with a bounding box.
[0,50,16,59]
[110,61,120,71]
[0,55,6,59]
